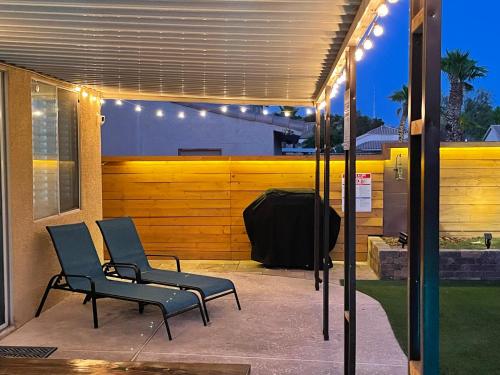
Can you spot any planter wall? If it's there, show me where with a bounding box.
[368,236,500,280]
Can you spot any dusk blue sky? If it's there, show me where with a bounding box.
[106,0,499,127]
[338,0,499,125]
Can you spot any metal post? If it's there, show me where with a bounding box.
[314,103,322,291]
[344,47,357,375]
[408,0,441,374]
[322,86,332,341]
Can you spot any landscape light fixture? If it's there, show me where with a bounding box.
[485,233,493,249]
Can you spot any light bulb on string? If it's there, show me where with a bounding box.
[263,108,269,115]
[388,0,398,3]
[220,105,228,113]
[377,3,389,17]
[100,99,106,105]
[240,106,247,113]
[363,39,374,50]
[355,48,364,61]
[373,24,384,37]
[156,109,164,117]
[134,105,142,112]
[305,108,313,115]
[199,110,207,117]
[178,111,185,119]
[115,99,123,106]
[82,91,88,98]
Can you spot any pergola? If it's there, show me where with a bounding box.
[0,0,442,373]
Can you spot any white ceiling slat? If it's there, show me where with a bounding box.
[0,0,364,104]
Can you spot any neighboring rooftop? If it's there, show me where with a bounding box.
[356,125,404,153]
[484,125,500,141]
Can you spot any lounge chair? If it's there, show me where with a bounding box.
[35,222,206,340]
[96,217,241,322]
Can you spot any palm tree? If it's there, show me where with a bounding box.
[389,85,408,142]
[442,50,487,141]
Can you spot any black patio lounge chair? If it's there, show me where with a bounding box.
[96,217,241,322]
[35,222,206,340]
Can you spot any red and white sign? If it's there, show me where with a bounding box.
[342,173,372,212]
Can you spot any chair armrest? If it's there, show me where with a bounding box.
[63,274,96,294]
[102,262,142,283]
[145,254,181,272]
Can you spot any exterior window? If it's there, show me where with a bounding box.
[32,81,79,219]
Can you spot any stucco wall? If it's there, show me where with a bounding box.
[101,101,284,156]
[3,64,103,328]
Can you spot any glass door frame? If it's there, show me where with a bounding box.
[0,71,10,331]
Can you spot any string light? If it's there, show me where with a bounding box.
[363,39,374,50]
[377,3,389,17]
[220,105,228,113]
[156,109,164,117]
[306,108,313,115]
[263,108,269,115]
[32,110,43,117]
[134,105,142,112]
[388,0,398,3]
[115,99,123,106]
[199,110,207,117]
[90,95,97,102]
[81,91,88,98]
[373,24,384,37]
[355,48,364,61]
[178,111,185,119]
[74,86,81,93]
[240,106,247,113]
[284,111,291,117]
[100,99,106,105]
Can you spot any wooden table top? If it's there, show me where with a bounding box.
[0,358,251,375]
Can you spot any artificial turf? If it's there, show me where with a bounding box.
[356,280,500,375]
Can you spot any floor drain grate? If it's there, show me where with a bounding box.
[0,346,57,358]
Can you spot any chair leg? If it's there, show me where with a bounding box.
[82,294,91,305]
[233,289,242,310]
[201,299,210,323]
[163,314,172,341]
[35,275,59,317]
[91,294,99,329]
[198,303,207,326]
[139,302,145,314]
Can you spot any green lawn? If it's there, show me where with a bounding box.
[356,281,500,375]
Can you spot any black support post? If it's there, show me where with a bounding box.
[314,104,322,291]
[408,0,441,374]
[343,47,357,375]
[322,86,332,341]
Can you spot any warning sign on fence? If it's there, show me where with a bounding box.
[342,173,372,213]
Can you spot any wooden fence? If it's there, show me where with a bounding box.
[102,144,500,261]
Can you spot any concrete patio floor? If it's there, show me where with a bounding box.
[0,262,406,374]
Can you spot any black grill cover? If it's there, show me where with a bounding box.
[243,189,341,269]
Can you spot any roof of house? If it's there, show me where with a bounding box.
[363,125,400,136]
[484,125,500,141]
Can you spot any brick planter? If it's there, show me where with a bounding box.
[368,236,500,280]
